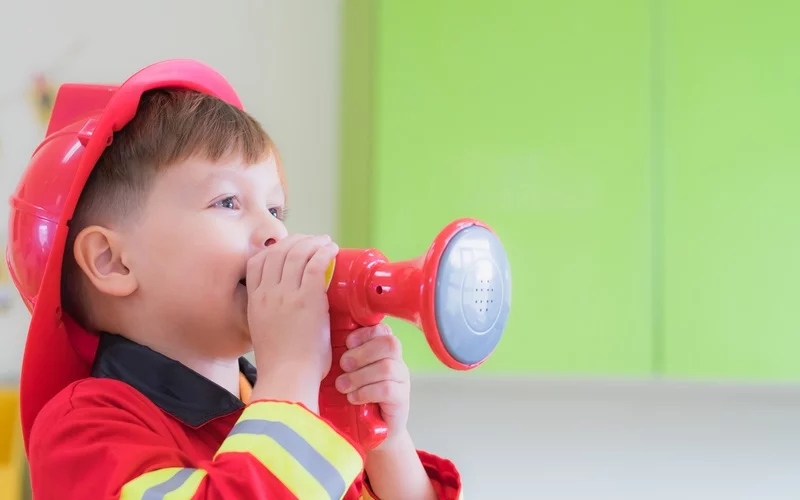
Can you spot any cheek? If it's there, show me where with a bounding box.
[191,217,251,263]
[133,216,249,286]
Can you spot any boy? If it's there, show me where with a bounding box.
[7,59,462,499]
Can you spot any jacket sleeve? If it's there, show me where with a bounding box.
[361,450,463,500]
[28,385,365,500]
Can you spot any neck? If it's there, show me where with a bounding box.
[179,357,241,396]
[115,334,242,397]
[97,311,244,396]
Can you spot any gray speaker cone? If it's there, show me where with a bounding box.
[433,225,511,366]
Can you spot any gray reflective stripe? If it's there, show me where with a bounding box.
[141,468,197,500]
[229,419,347,500]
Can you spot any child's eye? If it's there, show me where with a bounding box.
[214,196,240,210]
[268,207,285,220]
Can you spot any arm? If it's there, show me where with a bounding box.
[363,431,436,499]
[361,431,463,500]
[28,386,364,500]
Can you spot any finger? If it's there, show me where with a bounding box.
[346,381,408,406]
[341,332,402,372]
[280,234,332,288]
[335,358,408,394]
[249,233,307,290]
[301,242,339,292]
[345,323,392,350]
[245,250,269,293]
[262,234,319,288]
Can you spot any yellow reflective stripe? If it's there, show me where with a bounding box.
[120,467,207,500]
[238,401,363,481]
[219,433,333,499]
[236,401,363,479]
[215,401,363,500]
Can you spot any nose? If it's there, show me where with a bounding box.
[253,214,288,249]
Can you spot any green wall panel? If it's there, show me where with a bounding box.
[370,1,654,374]
[662,1,800,380]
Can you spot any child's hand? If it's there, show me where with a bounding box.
[247,234,339,412]
[335,324,411,449]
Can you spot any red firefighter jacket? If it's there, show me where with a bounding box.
[27,334,462,499]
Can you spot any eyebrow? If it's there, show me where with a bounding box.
[199,169,236,187]
[200,167,285,203]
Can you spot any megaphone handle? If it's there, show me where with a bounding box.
[319,319,389,451]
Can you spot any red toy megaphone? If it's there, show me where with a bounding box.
[319,218,511,450]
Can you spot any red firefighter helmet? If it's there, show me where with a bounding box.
[6,59,244,451]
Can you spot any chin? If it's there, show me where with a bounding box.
[233,327,253,356]
[204,319,251,359]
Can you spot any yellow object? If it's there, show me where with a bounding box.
[238,373,252,405]
[0,388,24,500]
[28,75,56,128]
[324,259,336,291]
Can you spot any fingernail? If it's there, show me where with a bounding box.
[336,375,350,392]
[346,334,359,349]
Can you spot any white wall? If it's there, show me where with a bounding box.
[409,376,800,499]
[0,0,342,381]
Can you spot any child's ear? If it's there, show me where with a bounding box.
[73,225,138,297]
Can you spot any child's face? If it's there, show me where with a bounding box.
[122,153,287,358]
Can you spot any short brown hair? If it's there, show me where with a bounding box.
[62,88,280,328]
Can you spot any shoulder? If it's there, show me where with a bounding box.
[30,377,165,447]
[37,377,154,419]
[27,380,181,499]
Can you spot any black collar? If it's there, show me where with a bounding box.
[91,333,257,427]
